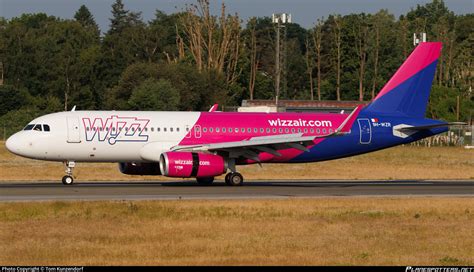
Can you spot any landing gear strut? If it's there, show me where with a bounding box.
[225,172,244,186]
[62,161,75,185]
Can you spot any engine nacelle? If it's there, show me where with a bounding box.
[119,162,161,175]
[159,152,226,178]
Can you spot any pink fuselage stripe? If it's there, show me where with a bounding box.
[178,112,348,163]
[373,42,442,101]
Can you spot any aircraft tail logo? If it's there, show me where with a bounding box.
[363,42,442,118]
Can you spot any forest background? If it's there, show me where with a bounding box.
[0,0,472,137]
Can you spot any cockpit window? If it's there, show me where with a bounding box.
[24,124,34,131]
[43,125,50,132]
[33,124,42,131]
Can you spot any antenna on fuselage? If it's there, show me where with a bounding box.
[71,105,76,112]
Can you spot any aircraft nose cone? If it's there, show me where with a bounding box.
[5,134,21,155]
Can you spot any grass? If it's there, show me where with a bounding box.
[0,141,472,181]
[0,197,473,265]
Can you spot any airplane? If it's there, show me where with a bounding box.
[5,42,462,186]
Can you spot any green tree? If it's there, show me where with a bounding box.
[0,85,29,116]
[0,108,42,138]
[99,0,145,92]
[428,85,473,121]
[74,5,100,37]
[128,78,180,110]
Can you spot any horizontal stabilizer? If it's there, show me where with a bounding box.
[396,122,466,132]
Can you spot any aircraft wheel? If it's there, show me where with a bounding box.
[225,173,233,185]
[226,172,244,186]
[196,176,214,186]
[62,175,74,185]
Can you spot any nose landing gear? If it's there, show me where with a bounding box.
[62,161,75,185]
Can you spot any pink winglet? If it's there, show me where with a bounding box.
[337,105,364,134]
[209,104,219,112]
[373,42,442,101]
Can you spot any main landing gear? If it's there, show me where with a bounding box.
[195,172,244,186]
[225,172,244,186]
[62,161,75,185]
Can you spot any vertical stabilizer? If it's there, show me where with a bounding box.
[364,42,442,118]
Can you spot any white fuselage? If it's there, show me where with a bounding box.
[6,111,200,162]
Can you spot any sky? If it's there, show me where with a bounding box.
[1,0,472,34]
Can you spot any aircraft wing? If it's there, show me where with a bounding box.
[170,105,363,161]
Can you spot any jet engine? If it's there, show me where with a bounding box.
[159,152,226,178]
[119,162,161,175]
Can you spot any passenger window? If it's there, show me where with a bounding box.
[241,128,245,133]
[209,127,213,133]
[279,128,283,133]
[285,128,289,133]
[222,128,226,133]
[235,128,239,133]
[253,128,257,133]
[247,128,251,133]
[304,128,308,133]
[229,128,233,133]
[157,127,160,132]
[216,128,220,133]
[291,128,295,133]
[151,127,154,132]
[164,127,167,132]
[310,128,314,133]
[170,127,173,132]
[317,128,320,134]
[86,127,90,131]
[24,124,34,131]
[266,128,270,133]
[272,128,276,133]
[33,124,42,131]
[260,128,264,133]
[298,128,302,133]
[323,129,327,133]
[329,128,333,133]
[177,127,180,132]
[43,125,50,132]
[203,128,207,132]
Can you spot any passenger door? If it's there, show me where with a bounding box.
[358,119,371,144]
[194,125,202,139]
[67,117,81,143]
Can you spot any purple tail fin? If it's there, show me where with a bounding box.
[364,42,442,118]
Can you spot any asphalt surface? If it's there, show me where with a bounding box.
[0,180,473,201]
